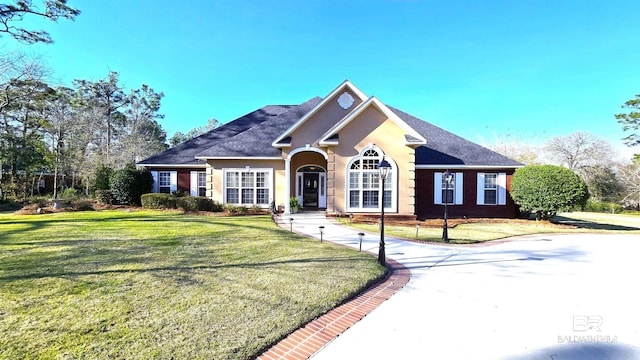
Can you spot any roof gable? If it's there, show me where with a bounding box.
[318,96,426,146]
[271,80,368,147]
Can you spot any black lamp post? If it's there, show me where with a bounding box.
[377,159,391,265]
[442,170,453,243]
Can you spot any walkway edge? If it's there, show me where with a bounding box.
[256,258,410,360]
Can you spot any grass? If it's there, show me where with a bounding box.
[336,212,640,244]
[0,210,386,359]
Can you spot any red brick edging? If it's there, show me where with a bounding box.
[256,258,410,359]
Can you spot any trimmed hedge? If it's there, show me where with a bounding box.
[177,196,219,212]
[141,194,224,212]
[141,194,176,209]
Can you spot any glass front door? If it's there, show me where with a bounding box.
[302,173,319,207]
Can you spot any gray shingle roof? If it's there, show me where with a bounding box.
[390,106,523,167]
[137,105,295,166]
[139,97,522,168]
[195,97,322,158]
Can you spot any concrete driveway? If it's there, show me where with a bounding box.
[282,213,640,359]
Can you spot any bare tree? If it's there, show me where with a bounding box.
[544,131,613,172]
[618,159,640,210]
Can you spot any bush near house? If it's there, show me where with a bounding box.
[511,165,589,220]
[110,164,153,205]
[141,194,224,212]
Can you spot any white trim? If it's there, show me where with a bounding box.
[434,172,442,204]
[190,171,198,196]
[138,164,206,169]
[498,172,507,205]
[272,80,368,147]
[287,146,329,161]
[476,173,485,205]
[169,171,178,194]
[151,171,159,193]
[295,165,327,209]
[195,156,282,160]
[222,168,273,207]
[416,164,523,169]
[455,172,464,205]
[477,172,508,206]
[435,172,462,205]
[318,96,426,146]
[345,146,397,213]
[284,158,291,214]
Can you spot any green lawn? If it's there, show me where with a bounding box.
[0,210,386,359]
[338,212,640,244]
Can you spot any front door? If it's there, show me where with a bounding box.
[302,173,319,207]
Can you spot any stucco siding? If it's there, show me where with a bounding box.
[288,89,363,149]
[329,106,416,215]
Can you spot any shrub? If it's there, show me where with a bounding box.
[225,204,248,215]
[172,189,188,197]
[141,193,176,209]
[249,204,265,214]
[176,196,216,212]
[72,200,94,211]
[61,188,81,201]
[511,165,589,220]
[584,199,623,214]
[0,199,21,212]
[94,190,113,205]
[110,163,154,205]
[93,165,113,193]
[211,201,224,212]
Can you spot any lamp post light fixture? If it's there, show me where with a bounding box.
[377,158,392,265]
[442,170,454,244]
[319,226,325,242]
[289,217,294,232]
[358,232,365,252]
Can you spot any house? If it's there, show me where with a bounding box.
[137,81,523,219]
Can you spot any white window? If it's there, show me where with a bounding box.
[190,171,207,197]
[346,148,396,212]
[223,169,272,206]
[152,171,177,194]
[477,172,507,205]
[434,172,463,205]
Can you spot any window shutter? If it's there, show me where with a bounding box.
[170,171,178,194]
[477,173,485,205]
[498,172,507,205]
[434,172,442,204]
[151,171,158,193]
[455,172,464,205]
[190,171,198,196]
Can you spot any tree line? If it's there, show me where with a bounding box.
[0,51,168,199]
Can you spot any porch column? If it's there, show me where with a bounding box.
[284,157,291,214]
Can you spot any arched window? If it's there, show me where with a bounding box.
[346,147,397,212]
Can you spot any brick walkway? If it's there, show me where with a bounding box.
[256,258,410,359]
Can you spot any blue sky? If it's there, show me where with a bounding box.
[5,0,640,157]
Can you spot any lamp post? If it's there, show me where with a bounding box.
[289,217,294,232]
[416,223,421,239]
[319,226,324,242]
[377,159,391,265]
[358,232,365,252]
[442,170,453,244]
